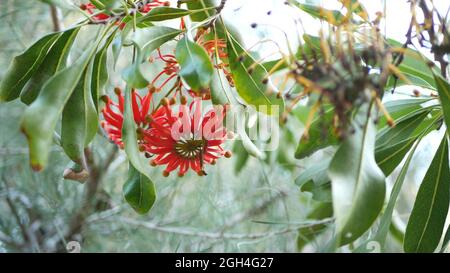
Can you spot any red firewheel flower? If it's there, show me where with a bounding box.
[101,88,153,149]
[80,3,110,21]
[141,0,171,13]
[143,98,231,177]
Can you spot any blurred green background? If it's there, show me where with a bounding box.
[0,0,434,253]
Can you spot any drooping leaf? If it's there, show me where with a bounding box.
[404,136,450,253]
[121,86,156,214]
[91,30,117,110]
[328,105,386,246]
[61,60,98,164]
[139,7,192,22]
[226,32,284,116]
[0,32,61,102]
[21,27,81,105]
[20,34,99,171]
[176,36,214,93]
[123,163,156,214]
[433,74,450,134]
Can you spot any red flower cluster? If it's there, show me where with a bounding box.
[80,1,170,23]
[99,5,237,177]
[102,90,231,177]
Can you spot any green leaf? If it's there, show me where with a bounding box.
[289,1,346,26]
[359,136,422,252]
[122,86,156,214]
[386,39,439,90]
[176,36,214,92]
[434,74,450,134]
[20,35,99,171]
[61,60,98,164]
[328,106,386,245]
[297,202,333,251]
[226,32,284,116]
[0,32,61,102]
[375,110,439,176]
[123,163,156,214]
[210,56,231,105]
[20,27,81,105]
[122,48,149,89]
[91,30,117,110]
[138,7,192,22]
[296,159,331,202]
[186,0,217,22]
[294,106,339,159]
[404,136,450,253]
[376,110,429,149]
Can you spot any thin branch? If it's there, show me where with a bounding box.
[219,191,287,232]
[49,4,62,32]
[115,217,334,240]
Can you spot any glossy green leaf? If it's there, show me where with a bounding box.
[296,159,331,202]
[176,36,214,92]
[123,163,156,214]
[376,110,429,149]
[328,106,386,245]
[139,7,192,22]
[122,86,156,214]
[434,74,450,134]
[92,30,116,110]
[186,0,217,22]
[21,27,80,105]
[20,37,99,171]
[226,32,284,115]
[297,202,333,251]
[210,55,231,105]
[0,32,61,102]
[360,115,441,251]
[404,136,450,253]
[61,60,98,164]
[294,106,339,159]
